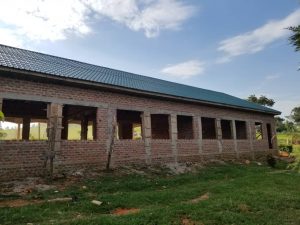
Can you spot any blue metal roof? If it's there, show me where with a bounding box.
[0,44,280,115]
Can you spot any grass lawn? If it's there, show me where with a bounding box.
[1,164,300,225]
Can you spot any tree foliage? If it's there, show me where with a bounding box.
[275,116,286,132]
[291,106,300,124]
[288,25,300,52]
[275,116,297,133]
[247,94,275,107]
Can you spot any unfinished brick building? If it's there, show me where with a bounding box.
[0,45,280,180]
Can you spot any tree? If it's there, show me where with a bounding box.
[288,26,300,52]
[275,116,286,132]
[291,106,300,124]
[247,94,275,107]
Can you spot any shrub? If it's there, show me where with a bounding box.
[278,145,293,153]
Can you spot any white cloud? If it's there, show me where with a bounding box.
[161,60,205,79]
[0,0,195,47]
[217,9,300,63]
[0,28,23,47]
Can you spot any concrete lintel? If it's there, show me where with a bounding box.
[1,92,108,108]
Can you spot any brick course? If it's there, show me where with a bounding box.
[0,75,277,181]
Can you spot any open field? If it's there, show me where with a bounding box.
[1,163,300,225]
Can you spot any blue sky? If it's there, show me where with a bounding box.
[0,0,299,117]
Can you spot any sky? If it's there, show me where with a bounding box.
[0,0,299,117]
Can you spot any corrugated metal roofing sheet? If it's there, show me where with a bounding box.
[0,44,280,114]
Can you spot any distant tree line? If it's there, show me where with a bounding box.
[247,94,300,133]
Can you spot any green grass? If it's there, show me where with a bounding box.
[1,164,300,225]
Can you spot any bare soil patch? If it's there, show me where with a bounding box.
[112,208,140,216]
[189,192,210,203]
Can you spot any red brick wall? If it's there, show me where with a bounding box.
[0,76,277,180]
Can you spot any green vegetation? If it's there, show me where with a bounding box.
[1,164,300,225]
[0,123,93,140]
[288,25,300,52]
[246,94,275,107]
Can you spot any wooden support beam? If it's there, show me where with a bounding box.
[22,117,31,140]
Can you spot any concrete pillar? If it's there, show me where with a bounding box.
[142,111,152,164]
[196,116,203,154]
[47,103,63,152]
[106,107,116,152]
[248,120,254,159]
[81,116,88,140]
[216,118,223,154]
[271,120,277,151]
[22,117,31,140]
[232,120,239,159]
[169,114,178,164]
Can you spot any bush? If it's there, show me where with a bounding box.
[278,145,293,153]
[292,133,300,145]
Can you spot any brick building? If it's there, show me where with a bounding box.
[0,45,280,180]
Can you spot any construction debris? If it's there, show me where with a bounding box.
[91,200,103,206]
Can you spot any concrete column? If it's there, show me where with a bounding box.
[232,120,239,159]
[216,118,223,154]
[169,114,178,164]
[106,107,116,152]
[96,107,104,141]
[22,117,31,140]
[80,116,88,140]
[196,116,203,154]
[47,103,63,152]
[142,111,152,164]
[271,120,277,151]
[248,120,254,159]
